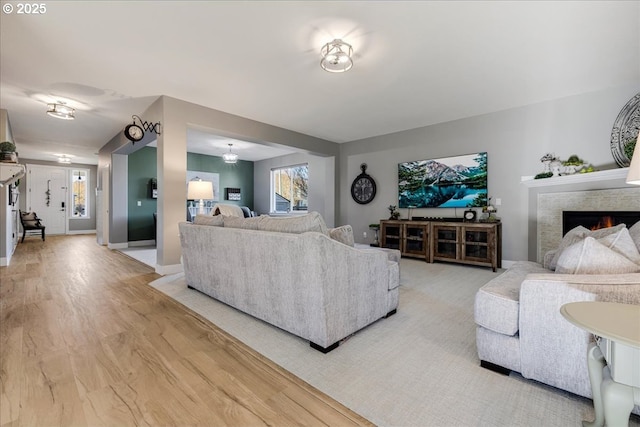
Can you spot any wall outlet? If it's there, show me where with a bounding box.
[495,198,501,206]
[137,201,142,206]
[363,231,367,239]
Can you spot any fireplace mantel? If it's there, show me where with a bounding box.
[521,168,629,188]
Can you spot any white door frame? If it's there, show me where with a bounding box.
[26,164,69,235]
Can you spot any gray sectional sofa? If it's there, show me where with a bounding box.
[475,222,640,414]
[179,212,400,352]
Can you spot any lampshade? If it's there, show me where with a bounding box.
[626,135,640,185]
[187,180,214,200]
[47,103,75,120]
[223,143,238,164]
[320,39,353,73]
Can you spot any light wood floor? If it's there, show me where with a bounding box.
[0,235,373,426]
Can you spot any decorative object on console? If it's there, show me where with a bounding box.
[398,152,487,208]
[46,102,75,120]
[225,187,241,201]
[222,144,238,164]
[610,92,640,167]
[626,134,640,185]
[351,163,377,204]
[388,205,400,220]
[320,39,353,73]
[0,141,17,163]
[187,179,214,216]
[464,209,477,222]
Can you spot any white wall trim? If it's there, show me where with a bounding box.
[108,242,128,250]
[155,263,183,275]
[129,239,156,247]
[0,257,7,267]
[67,229,96,235]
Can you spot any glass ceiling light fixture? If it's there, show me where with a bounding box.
[223,143,238,164]
[47,102,75,120]
[57,155,72,164]
[320,39,353,73]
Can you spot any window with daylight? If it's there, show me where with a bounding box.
[271,164,308,213]
[71,169,89,218]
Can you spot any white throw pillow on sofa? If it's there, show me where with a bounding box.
[556,236,640,274]
[548,224,627,271]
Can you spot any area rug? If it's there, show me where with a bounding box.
[149,259,637,427]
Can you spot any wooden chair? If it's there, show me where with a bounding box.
[19,210,45,242]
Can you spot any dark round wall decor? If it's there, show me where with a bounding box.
[351,163,377,204]
[610,92,640,167]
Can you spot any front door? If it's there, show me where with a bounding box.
[27,165,68,235]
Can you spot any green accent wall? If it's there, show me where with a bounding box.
[187,152,254,210]
[128,147,157,241]
[127,147,254,242]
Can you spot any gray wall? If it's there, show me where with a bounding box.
[254,152,335,226]
[339,84,640,262]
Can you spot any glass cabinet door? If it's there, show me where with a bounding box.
[433,225,458,259]
[403,224,428,257]
[381,223,401,250]
[462,227,492,263]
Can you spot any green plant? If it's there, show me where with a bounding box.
[0,141,16,153]
[534,172,553,179]
[369,223,380,229]
[562,155,584,166]
[624,139,637,160]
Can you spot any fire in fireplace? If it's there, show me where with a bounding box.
[562,211,640,236]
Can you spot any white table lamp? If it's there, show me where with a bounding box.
[187,180,214,215]
[626,135,640,186]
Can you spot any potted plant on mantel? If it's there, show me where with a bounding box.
[0,141,18,163]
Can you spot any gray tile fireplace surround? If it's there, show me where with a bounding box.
[537,188,640,261]
[523,169,640,262]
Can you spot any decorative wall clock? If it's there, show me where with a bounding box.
[610,92,640,167]
[351,163,377,204]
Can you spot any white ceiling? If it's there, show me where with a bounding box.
[1,1,639,165]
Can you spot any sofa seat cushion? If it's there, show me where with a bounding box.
[475,261,549,336]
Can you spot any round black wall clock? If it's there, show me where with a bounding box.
[351,163,377,204]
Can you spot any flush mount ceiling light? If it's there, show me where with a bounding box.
[47,102,75,120]
[223,143,238,164]
[320,39,353,73]
[57,155,72,164]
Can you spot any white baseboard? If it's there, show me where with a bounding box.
[128,240,156,247]
[67,230,96,235]
[155,263,183,275]
[108,242,129,250]
[0,257,7,267]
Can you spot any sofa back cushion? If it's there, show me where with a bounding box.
[223,211,329,235]
[193,214,224,226]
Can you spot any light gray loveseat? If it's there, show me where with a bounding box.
[474,222,640,412]
[179,212,400,352]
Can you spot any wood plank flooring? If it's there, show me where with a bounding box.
[0,235,373,426]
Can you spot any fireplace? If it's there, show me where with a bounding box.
[562,211,640,236]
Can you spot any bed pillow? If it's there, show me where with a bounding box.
[555,236,640,274]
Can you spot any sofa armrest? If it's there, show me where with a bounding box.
[518,273,640,398]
